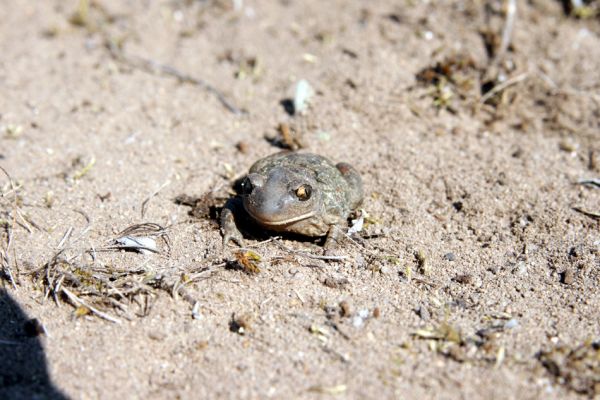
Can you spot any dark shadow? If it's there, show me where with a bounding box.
[0,288,69,400]
[221,196,326,246]
[559,0,572,15]
[279,98,295,116]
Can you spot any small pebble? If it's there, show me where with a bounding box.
[293,79,314,115]
[559,139,578,153]
[416,305,430,321]
[354,255,367,269]
[339,300,351,317]
[453,274,473,284]
[561,268,574,285]
[443,252,456,261]
[504,319,519,329]
[235,141,249,154]
[513,261,528,276]
[373,307,381,318]
[352,309,370,328]
[380,265,392,275]
[148,330,167,341]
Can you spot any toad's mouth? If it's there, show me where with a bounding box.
[245,207,315,226]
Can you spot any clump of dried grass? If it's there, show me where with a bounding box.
[21,223,221,323]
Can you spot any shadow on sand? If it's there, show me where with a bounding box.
[0,288,69,400]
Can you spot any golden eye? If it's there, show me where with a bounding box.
[295,184,312,201]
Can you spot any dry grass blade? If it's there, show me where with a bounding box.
[480,72,528,104]
[0,165,18,289]
[497,0,517,62]
[572,207,600,219]
[141,180,171,218]
[577,178,600,188]
[33,242,226,322]
[56,227,74,250]
[61,287,121,324]
[273,240,348,260]
[33,252,155,322]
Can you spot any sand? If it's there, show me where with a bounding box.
[1,0,599,399]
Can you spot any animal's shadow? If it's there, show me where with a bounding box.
[0,288,69,400]
[176,177,327,247]
[223,196,327,247]
[224,176,327,246]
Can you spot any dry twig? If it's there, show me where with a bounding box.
[141,180,171,218]
[0,165,18,289]
[106,42,245,115]
[61,287,122,324]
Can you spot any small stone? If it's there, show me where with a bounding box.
[561,268,574,285]
[322,276,349,289]
[504,319,519,329]
[354,255,367,269]
[453,274,473,284]
[148,330,167,341]
[559,139,578,153]
[513,261,528,276]
[443,252,456,261]
[293,79,314,115]
[235,141,249,154]
[352,309,370,328]
[416,305,430,321]
[487,265,499,274]
[380,265,392,275]
[339,300,351,317]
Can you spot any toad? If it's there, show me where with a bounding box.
[221,152,363,248]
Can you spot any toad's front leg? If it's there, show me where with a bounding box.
[220,198,245,247]
[323,224,345,252]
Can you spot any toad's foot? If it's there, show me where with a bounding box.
[221,207,245,247]
[322,224,346,258]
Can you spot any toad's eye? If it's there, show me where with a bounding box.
[241,178,254,195]
[295,184,312,201]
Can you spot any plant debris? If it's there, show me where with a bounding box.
[416,54,479,109]
[307,384,347,395]
[415,249,430,275]
[107,223,171,255]
[322,275,349,289]
[112,236,158,255]
[232,250,261,274]
[229,312,253,335]
[538,341,600,396]
[72,156,96,180]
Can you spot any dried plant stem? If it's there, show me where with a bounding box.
[61,287,122,324]
[0,165,18,290]
[273,241,348,261]
[480,72,529,103]
[497,0,517,62]
[572,207,600,219]
[141,180,171,218]
[106,42,245,115]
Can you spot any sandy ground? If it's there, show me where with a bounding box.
[1,0,599,399]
